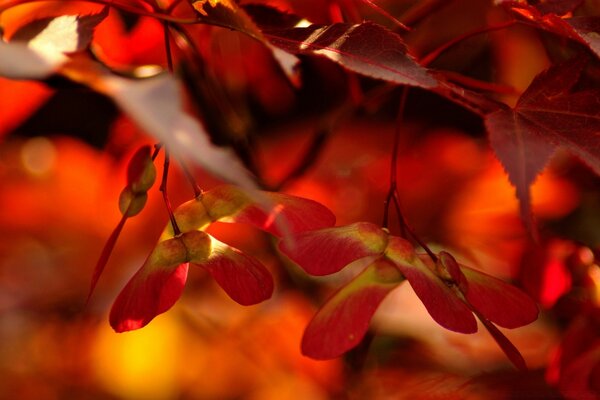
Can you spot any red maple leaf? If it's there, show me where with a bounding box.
[485,57,600,235]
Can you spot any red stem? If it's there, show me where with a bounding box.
[382,87,408,229]
[164,22,174,72]
[356,0,410,31]
[161,152,181,236]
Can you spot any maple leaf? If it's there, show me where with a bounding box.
[0,7,108,79]
[262,22,437,89]
[190,0,300,81]
[485,57,600,234]
[280,223,538,367]
[108,184,335,332]
[505,2,599,58]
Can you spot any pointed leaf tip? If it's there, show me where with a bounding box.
[302,258,403,359]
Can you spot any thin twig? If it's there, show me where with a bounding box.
[161,152,181,236]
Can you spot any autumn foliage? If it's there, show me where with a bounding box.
[0,0,599,398]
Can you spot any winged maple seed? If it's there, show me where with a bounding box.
[88,145,156,302]
[106,184,335,332]
[279,222,539,369]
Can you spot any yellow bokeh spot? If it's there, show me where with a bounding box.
[91,313,182,400]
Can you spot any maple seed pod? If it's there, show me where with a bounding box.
[119,188,147,217]
[127,146,156,194]
[437,251,468,292]
[165,199,212,237]
[181,231,212,263]
[148,237,189,267]
[385,236,415,262]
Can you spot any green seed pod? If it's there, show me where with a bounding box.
[127,146,156,194]
[181,230,212,263]
[147,236,189,268]
[119,188,148,217]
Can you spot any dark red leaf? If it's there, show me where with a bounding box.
[485,57,600,233]
[263,22,437,88]
[301,258,403,359]
[534,0,583,16]
[506,3,598,58]
[567,17,600,58]
[196,237,274,305]
[191,0,299,79]
[461,266,539,329]
[279,222,387,275]
[192,0,266,42]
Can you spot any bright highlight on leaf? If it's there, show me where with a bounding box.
[0,7,108,79]
[280,224,538,368]
[263,22,437,88]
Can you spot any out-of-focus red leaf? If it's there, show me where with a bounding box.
[559,343,600,400]
[263,22,437,88]
[192,0,264,41]
[506,3,599,58]
[195,237,274,305]
[567,17,600,58]
[533,0,584,15]
[387,246,478,334]
[301,258,403,359]
[461,266,539,329]
[485,57,600,233]
[476,312,528,371]
[279,222,388,275]
[191,0,299,80]
[92,10,167,69]
[0,79,52,137]
[110,231,211,332]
